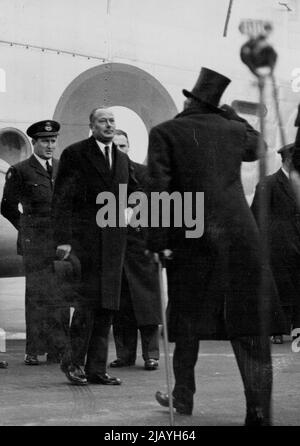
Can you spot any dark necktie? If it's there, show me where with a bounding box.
[104,145,111,170]
[46,160,52,177]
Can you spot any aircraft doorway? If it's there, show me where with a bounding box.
[0,128,31,278]
[53,62,178,157]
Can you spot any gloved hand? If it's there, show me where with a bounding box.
[220,104,242,121]
[144,249,173,264]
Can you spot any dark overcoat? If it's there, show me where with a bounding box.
[52,136,139,311]
[147,104,286,341]
[123,162,161,326]
[251,169,300,312]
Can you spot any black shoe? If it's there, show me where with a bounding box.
[110,358,135,368]
[46,353,61,364]
[0,361,8,369]
[86,372,122,385]
[245,407,271,426]
[24,355,39,365]
[60,363,88,385]
[155,391,192,415]
[144,359,159,370]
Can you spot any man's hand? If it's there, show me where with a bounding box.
[56,244,72,260]
[145,249,173,263]
[220,104,242,121]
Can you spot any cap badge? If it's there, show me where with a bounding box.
[44,122,52,131]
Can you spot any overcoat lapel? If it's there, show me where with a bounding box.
[276,169,295,203]
[29,155,50,179]
[112,145,125,185]
[84,137,112,187]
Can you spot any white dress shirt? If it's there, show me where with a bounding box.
[33,153,52,171]
[95,140,113,168]
[281,166,289,179]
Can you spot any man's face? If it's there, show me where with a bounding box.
[113,134,129,154]
[90,109,116,143]
[33,136,57,159]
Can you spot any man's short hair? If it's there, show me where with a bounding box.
[89,106,110,124]
[114,129,129,145]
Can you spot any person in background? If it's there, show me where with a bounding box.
[252,143,300,344]
[110,130,161,371]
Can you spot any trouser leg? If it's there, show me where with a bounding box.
[70,307,92,365]
[282,305,293,334]
[25,273,49,356]
[112,274,138,364]
[85,309,114,375]
[113,312,137,364]
[44,306,72,362]
[292,303,300,330]
[46,307,70,358]
[140,325,160,361]
[231,335,272,424]
[172,338,199,411]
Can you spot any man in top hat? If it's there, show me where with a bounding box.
[252,143,300,344]
[146,67,286,425]
[1,120,70,365]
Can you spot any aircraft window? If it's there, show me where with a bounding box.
[0,128,32,170]
[231,100,267,117]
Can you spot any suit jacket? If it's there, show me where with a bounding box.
[1,155,58,270]
[251,169,300,306]
[146,103,286,340]
[52,136,139,311]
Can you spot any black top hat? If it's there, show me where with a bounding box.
[26,120,60,138]
[277,143,295,154]
[183,67,231,109]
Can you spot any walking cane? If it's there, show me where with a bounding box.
[157,254,174,426]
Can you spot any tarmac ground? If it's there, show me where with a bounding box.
[1,337,300,426]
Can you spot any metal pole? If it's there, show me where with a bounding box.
[270,73,286,148]
[158,258,174,426]
[223,0,234,37]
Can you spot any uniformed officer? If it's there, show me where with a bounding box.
[1,120,69,365]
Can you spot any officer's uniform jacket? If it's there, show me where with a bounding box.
[1,154,58,271]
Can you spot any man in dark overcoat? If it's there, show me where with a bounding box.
[109,130,161,371]
[146,67,286,425]
[251,143,300,343]
[1,120,69,365]
[52,107,140,385]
